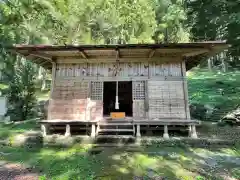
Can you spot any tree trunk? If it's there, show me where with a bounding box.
[164,28,168,43]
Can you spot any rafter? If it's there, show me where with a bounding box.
[78,49,88,59]
[39,60,51,66]
[25,52,53,63]
[182,49,209,57]
[148,49,156,58]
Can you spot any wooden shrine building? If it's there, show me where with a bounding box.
[9,42,228,138]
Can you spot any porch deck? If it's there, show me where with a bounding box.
[39,117,200,125]
[39,118,200,139]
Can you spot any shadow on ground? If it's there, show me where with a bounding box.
[1,140,240,180]
[1,121,240,180]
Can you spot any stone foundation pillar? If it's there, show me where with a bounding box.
[91,124,96,138]
[188,125,192,137]
[163,125,169,139]
[190,125,198,139]
[136,124,141,137]
[41,124,48,137]
[65,124,71,136]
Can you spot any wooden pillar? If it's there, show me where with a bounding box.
[144,80,149,119]
[65,124,71,136]
[190,125,198,139]
[136,124,141,137]
[181,61,191,119]
[41,124,48,137]
[163,125,169,139]
[50,62,56,98]
[48,61,56,120]
[91,124,96,137]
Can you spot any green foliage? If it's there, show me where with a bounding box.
[188,69,240,121]
[153,0,189,43]
[186,0,240,68]
[6,59,37,121]
[0,0,189,45]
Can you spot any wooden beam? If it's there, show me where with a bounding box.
[39,60,50,66]
[80,51,88,59]
[78,49,88,59]
[22,52,53,64]
[56,57,182,63]
[30,52,52,60]
[182,49,209,57]
[181,61,191,119]
[148,49,156,58]
[116,48,120,61]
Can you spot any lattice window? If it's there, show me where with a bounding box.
[90,81,103,100]
[132,81,145,100]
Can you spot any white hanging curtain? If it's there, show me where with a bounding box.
[115,81,119,109]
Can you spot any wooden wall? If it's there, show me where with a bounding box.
[148,81,186,119]
[55,62,182,78]
[49,80,103,121]
[48,61,187,121]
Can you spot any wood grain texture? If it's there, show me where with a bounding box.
[55,62,182,78]
[48,61,188,121]
[148,80,186,119]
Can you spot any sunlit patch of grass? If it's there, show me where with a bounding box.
[220,147,240,156]
[0,83,8,90]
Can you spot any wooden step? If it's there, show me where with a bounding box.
[98,129,134,132]
[96,135,135,139]
[98,123,133,126]
[91,143,141,148]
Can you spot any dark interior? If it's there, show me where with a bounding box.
[103,81,133,116]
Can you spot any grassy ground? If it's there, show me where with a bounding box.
[0,120,38,140]
[0,121,240,180]
[188,69,240,121]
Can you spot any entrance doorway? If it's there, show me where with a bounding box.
[103,81,133,117]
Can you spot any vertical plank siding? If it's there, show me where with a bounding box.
[55,62,182,78]
[148,81,186,119]
[48,61,187,120]
[49,81,89,120]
